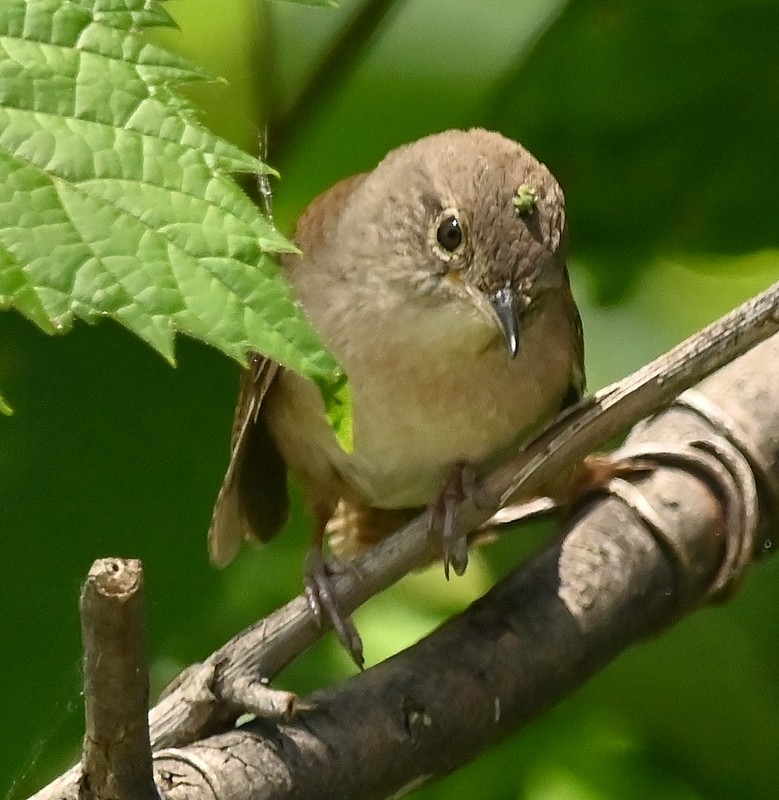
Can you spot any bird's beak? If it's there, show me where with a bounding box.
[490,286,521,359]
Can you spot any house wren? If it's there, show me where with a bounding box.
[209,129,584,665]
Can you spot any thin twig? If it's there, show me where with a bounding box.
[485,280,779,505]
[172,282,779,726]
[141,280,779,754]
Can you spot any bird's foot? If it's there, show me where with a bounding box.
[304,548,364,669]
[429,462,489,579]
[489,453,656,528]
[565,452,655,504]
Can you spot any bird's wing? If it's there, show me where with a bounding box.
[562,265,586,408]
[293,172,367,253]
[208,355,287,567]
[208,172,369,567]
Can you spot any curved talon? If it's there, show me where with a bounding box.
[430,463,484,579]
[443,501,468,579]
[304,550,365,669]
[303,576,324,626]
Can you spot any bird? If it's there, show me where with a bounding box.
[208,128,584,666]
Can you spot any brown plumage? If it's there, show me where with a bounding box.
[209,129,584,661]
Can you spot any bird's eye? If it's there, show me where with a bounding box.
[436,215,463,252]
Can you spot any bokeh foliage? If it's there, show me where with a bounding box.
[2,1,778,798]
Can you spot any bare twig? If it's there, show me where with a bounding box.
[78,559,158,800]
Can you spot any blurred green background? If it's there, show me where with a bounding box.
[2,0,778,798]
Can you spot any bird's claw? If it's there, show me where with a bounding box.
[304,549,364,669]
[430,463,485,579]
[565,453,656,503]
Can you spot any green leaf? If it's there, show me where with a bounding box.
[0,0,340,387]
[324,376,353,453]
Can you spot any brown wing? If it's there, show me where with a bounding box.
[209,172,369,567]
[208,355,288,567]
[561,265,586,410]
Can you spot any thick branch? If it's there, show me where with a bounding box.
[79,559,158,800]
[151,330,779,799]
[154,481,719,800]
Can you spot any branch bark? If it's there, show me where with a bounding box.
[78,558,158,800]
[152,330,778,800]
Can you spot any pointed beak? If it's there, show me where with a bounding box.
[490,286,521,359]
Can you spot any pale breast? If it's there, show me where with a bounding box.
[265,289,577,512]
[347,301,575,507]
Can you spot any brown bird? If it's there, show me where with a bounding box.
[209,129,584,665]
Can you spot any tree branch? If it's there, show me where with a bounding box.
[78,559,158,800]
[149,331,778,800]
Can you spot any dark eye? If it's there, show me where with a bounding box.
[436,215,463,252]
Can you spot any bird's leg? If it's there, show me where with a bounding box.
[429,462,489,579]
[303,515,365,669]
